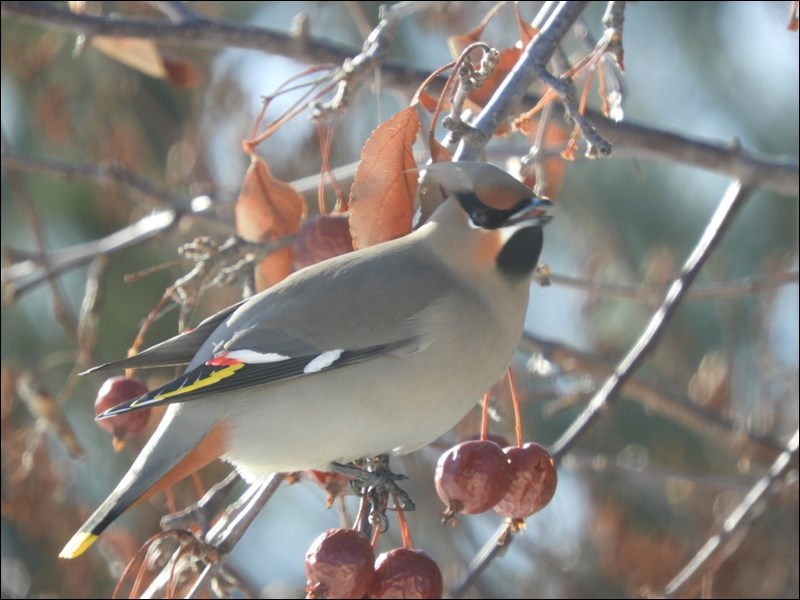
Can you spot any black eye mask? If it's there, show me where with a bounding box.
[454,192,536,229]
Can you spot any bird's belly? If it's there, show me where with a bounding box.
[220,337,517,481]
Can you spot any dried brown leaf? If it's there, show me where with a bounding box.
[349,107,420,249]
[446,1,507,57]
[163,57,201,88]
[91,36,168,79]
[417,91,442,114]
[235,156,306,288]
[514,2,539,45]
[430,137,452,163]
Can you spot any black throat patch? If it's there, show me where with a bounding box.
[496,227,543,279]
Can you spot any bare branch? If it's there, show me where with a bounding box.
[550,180,755,460]
[2,1,352,61]
[540,270,800,303]
[519,332,792,467]
[592,117,799,198]
[2,209,179,302]
[1,149,194,211]
[661,429,799,598]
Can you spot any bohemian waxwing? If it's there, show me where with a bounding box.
[60,161,552,559]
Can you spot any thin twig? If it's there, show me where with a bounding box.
[2,209,179,301]
[312,1,430,119]
[531,60,612,157]
[524,100,556,196]
[540,270,799,303]
[3,146,79,340]
[519,332,792,467]
[76,256,110,369]
[550,180,755,460]
[660,429,799,598]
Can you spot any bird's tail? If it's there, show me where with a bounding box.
[59,408,229,559]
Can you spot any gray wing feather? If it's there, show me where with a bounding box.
[81,299,246,374]
[189,243,451,368]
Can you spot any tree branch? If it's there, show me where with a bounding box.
[0,0,417,88]
[592,117,799,198]
[2,3,795,196]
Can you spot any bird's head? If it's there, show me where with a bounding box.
[422,161,552,279]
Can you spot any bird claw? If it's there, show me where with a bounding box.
[330,455,416,512]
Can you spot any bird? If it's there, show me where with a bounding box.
[59,160,552,559]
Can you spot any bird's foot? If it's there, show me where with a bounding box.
[330,455,416,512]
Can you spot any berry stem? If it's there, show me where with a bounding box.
[394,495,414,549]
[370,523,381,548]
[506,368,523,447]
[480,391,490,440]
[191,472,206,499]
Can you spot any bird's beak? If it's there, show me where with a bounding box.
[506,198,554,227]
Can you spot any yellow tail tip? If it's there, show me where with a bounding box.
[59,531,98,559]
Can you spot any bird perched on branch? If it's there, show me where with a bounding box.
[60,161,552,559]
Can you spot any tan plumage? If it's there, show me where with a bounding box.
[60,161,551,559]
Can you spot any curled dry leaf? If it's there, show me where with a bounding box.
[235,156,306,289]
[349,106,420,249]
[429,138,452,164]
[446,1,505,57]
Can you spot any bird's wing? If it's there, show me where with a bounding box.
[81,299,247,374]
[97,243,455,419]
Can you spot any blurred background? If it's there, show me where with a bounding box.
[1,2,798,598]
